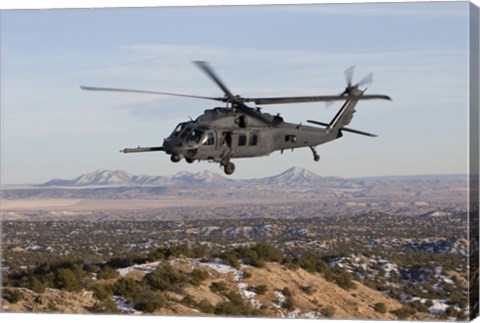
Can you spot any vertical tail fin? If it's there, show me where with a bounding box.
[327,99,359,131]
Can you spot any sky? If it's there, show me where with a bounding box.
[0,1,475,183]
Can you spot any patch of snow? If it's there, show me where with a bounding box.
[113,296,142,315]
[196,258,238,275]
[117,261,162,277]
[287,308,302,318]
[274,290,286,308]
[234,270,244,282]
[329,257,345,268]
[303,311,322,319]
[238,284,257,299]
[429,299,450,314]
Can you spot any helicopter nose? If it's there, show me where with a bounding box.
[162,140,175,153]
[163,139,184,155]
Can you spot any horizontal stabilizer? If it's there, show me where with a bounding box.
[307,120,377,137]
[121,146,164,153]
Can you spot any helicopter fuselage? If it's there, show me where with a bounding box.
[161,106,340,166]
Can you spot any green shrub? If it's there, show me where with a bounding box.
[242,270,252,279]
[373,302,387,313]
[411,300,429,313]
[181,295,195,307]
[214,291,258,316]
[295,255,328,273]
[393,305,416,319]
[445,306,458,317]
[214,300,240,316]
[283,296,295,311]
[322,305,336,318]
[198,299,215,314]
[97,266,119,280]
[55,268,83,292]
[3,289,22,304]
[133,289,165,313]
[107,257,135,269]
[24,276,47,293]
[282,287,292,297]
[147,249,166,262]
[143,264,187,293]
[113,278,144,300]
[240,249,265,268]
[255,285,268,295]
[210,281,228,294]
[189,269,209,286]
[90,299,119,313]
[300,285,317,295]
[252,243,283,262]
[324,267,356,291]
[91,284,113,301]
[220,251,241,269]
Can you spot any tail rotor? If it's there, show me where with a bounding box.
[327,66,374,107]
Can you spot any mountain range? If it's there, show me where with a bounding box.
[38,167,468,191]
[40,167,329,188]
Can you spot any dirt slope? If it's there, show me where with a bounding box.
[3,258,429,320]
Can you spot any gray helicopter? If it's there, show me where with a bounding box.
[81,62,391,175]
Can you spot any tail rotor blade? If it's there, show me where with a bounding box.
[344,66,355,86]
[357,72,373,88]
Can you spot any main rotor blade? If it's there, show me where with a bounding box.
[80,86,224,102]
[193,61,235,99]
[247,94,391,105]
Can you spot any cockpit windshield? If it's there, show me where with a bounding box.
[171,123,208,144]
[171,122,189,138]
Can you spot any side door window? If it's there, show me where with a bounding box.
[238,133,247,146]
[249,133,258,146]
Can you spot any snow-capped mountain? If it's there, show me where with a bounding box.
[257,167,323,187]
[40,169,232,187]
[43,170,136,187]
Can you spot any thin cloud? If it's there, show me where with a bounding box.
[271,2,468,18]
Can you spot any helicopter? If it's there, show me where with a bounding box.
[81,61,391,175]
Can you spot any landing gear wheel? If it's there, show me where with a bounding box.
[185,158,194,164]
[310,146,320,162]
[170,154,181,163]
[224,162,235,175]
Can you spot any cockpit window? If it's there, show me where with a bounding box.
[188,129,204,143]
[179,127,192,139]
[203,132,215,145]
[172,123,188,137]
